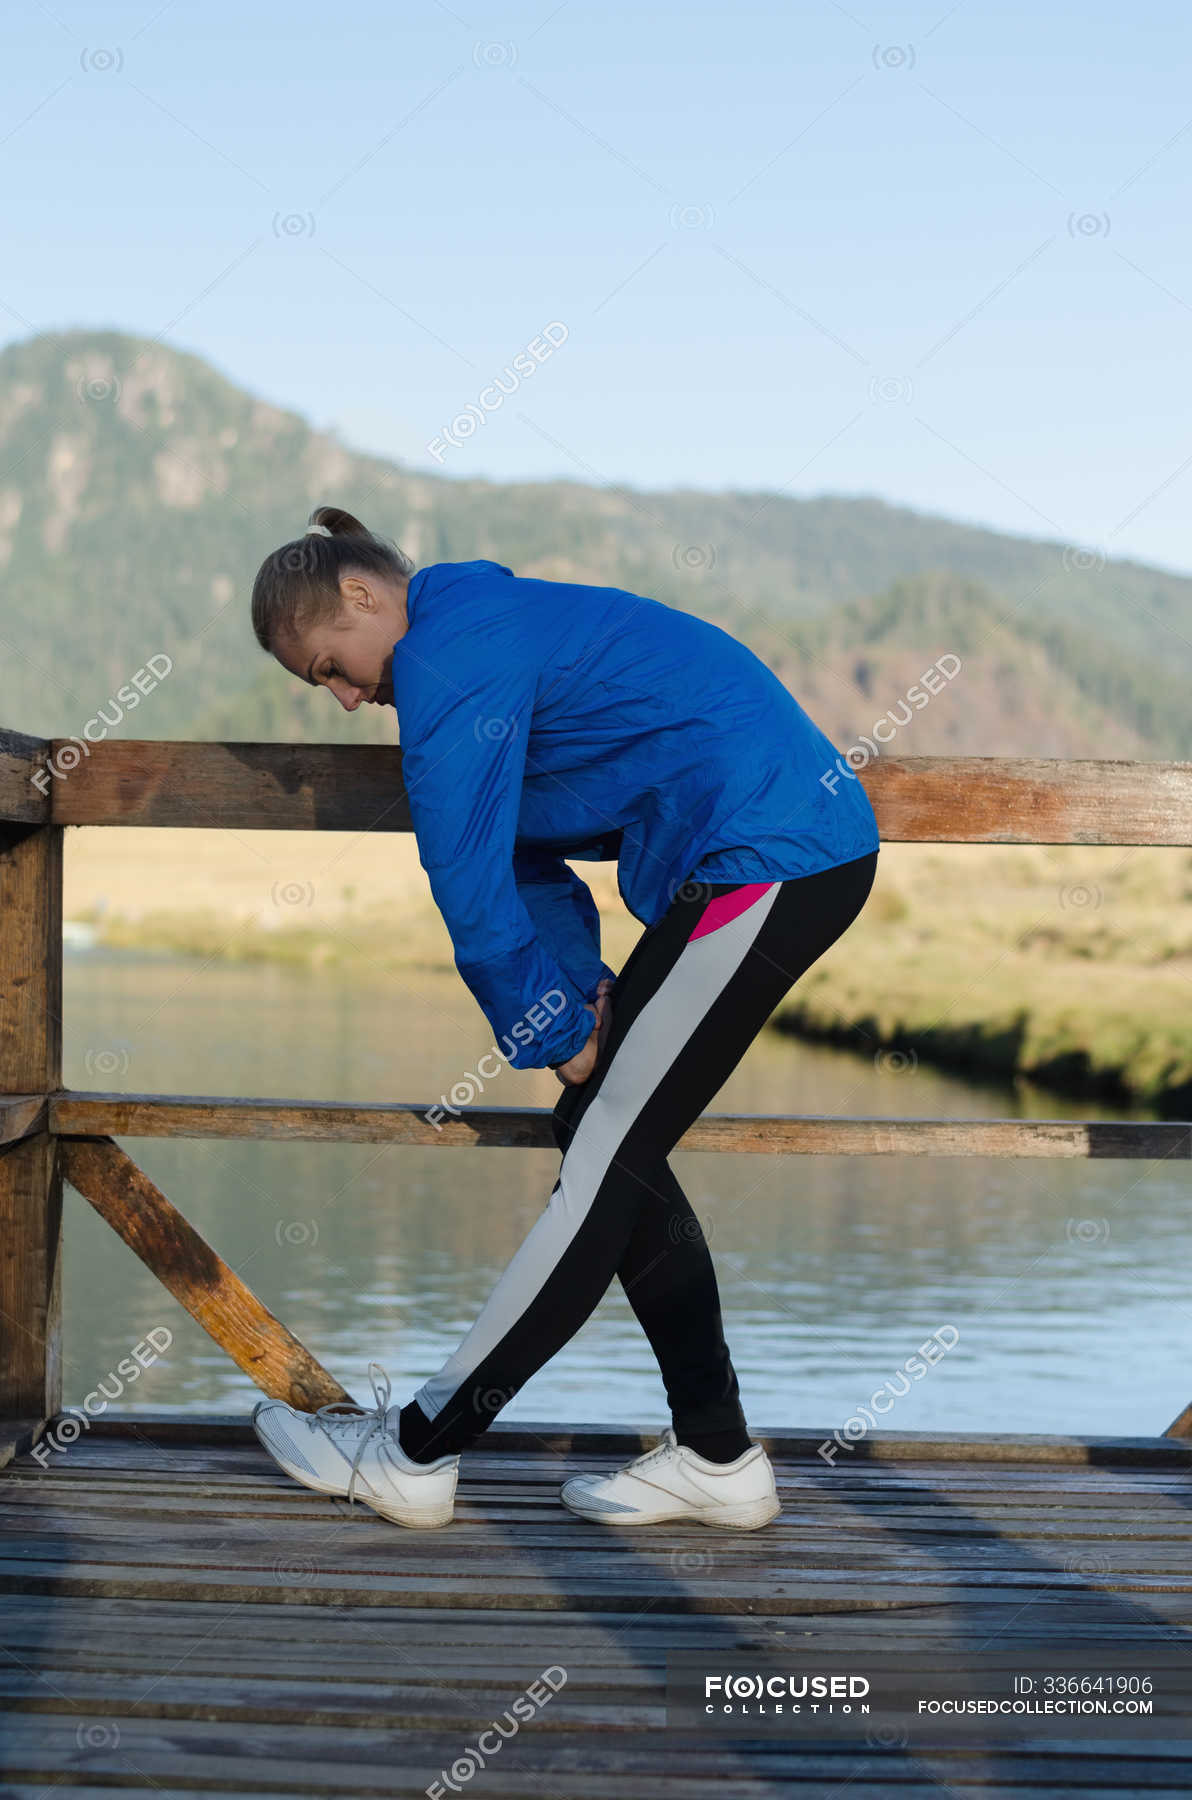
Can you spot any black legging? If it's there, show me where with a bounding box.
[400,849,879,1461]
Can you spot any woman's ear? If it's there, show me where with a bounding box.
[338,573,370,612]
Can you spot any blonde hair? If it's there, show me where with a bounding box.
[250,505,415,653]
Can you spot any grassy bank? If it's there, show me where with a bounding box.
[62,824,643,977]
[773,843,1192,1114]
[64,830,1192,1113]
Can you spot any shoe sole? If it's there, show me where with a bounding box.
[362,1496,456,1529]
[560,1488,782,1530]
[251,1416,455,1527]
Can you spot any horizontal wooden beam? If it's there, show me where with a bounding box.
[869,754,1192,845]
[48,1092,1191,1158]
[0,1096,47,1146]
[39,740,1192,843]
[48,739,411,832]
[59,1137,356,1410]
[0,728,50,827]
[58,1410,1192,1462]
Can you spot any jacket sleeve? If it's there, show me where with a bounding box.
[398,667,598,1073]
[512,845,617,1004]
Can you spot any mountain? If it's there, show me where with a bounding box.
[1,327,1189,759]
[751,569,1180,758]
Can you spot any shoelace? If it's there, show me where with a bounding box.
[620,1427,679,1476]
[309,1360,395,1508]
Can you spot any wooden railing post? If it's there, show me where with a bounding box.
[0,730,63,1427]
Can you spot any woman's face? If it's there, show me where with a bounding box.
[273,571,409,711]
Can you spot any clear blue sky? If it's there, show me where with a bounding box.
[5,0,1192,573]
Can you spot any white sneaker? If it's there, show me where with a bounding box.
[560,1427,781,1529]
[251,1361,459,1529]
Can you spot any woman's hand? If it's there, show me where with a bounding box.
[554,979,614,1086]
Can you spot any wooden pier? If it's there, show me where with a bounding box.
[3,1419,1192,1794]
[3,729,1191,1792]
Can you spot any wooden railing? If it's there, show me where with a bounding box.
[3,727,1190,1446]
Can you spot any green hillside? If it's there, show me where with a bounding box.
[1,327,1189,757]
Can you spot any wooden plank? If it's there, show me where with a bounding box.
[52,1091,567,1149]
[1,1600,1185,1655]
[11,1410,1192,1464]
[5,1505,1191,1555]
[0,827,61,1092]
[4,1618,1186,1675]
[58,1137,355,1412]
[3,1719,1186,1799]
[0,727,50,826]
[21,1442,1192,1491]
[7,1484,1191,1530]
[0,817,62,1422]
[6,1519,1191,1583]
[6,1493,1192,1564]
[4,1615,1177,1679]
[0,1137,60,1421]
[0,1096,46,1145]
[6,1467,1191,1519]
[0,1666,650,1727]
[1,1784,1181,1800]
[47,1092,1192,1159]
[13,1663,1192,1753]
[870,755,1192,845]
[44,743,1192,843]
[49,738,412,831]
[8,1555,1190,1608]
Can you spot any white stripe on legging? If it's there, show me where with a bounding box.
[412,881,782,1422]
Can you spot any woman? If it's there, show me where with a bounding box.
[249,506,879,1531]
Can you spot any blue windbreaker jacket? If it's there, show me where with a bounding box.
[392,559,880,1071]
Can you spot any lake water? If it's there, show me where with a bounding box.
[60,947,1191,1440]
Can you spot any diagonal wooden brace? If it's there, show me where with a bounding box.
[59,1135,355,1412]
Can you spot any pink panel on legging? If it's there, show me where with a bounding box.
[688,881,777,941]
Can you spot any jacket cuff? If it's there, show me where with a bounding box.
[543,1003,597,1071]
[456,943,596,1071]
